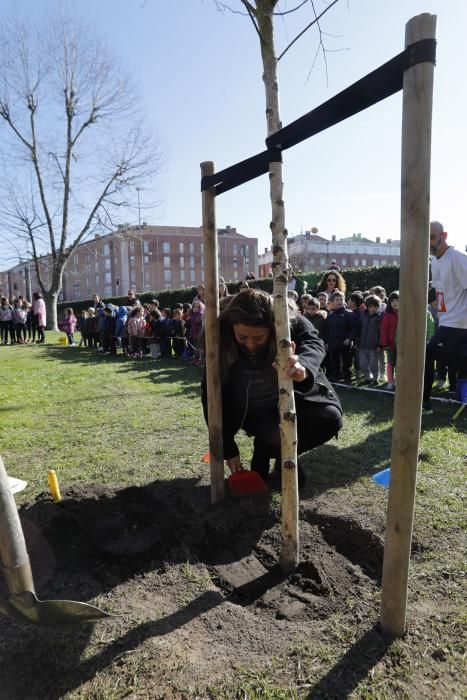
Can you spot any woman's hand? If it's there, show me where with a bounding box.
[274,341,308,383]
[225,455,242,474]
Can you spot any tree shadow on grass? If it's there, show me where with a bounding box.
[306,625,392,699]
[0,476,276,699]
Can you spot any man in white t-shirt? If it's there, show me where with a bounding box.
[422,221,467,414]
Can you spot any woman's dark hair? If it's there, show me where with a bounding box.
[386,290,399,313]
[316,270,346,294]
[149,308,161,320]
[32,292,43,301]
[218,289,275,382]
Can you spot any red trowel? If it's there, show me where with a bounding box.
[228,470,268,496]
[201,453,267,495]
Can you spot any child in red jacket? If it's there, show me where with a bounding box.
[379,291,399,390]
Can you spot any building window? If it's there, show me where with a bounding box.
[162,241,170,253]
[103,243,110,256]
[105,258,111,270]
[164,270,172,282]
[179,256,184,268]
[189,256,195,268]
[165,283,171,289]
[105,285,112,296]
[233,244,238,256]
[143,241,149,254]
[190,270,195,283]
[373,259,379,267]
[180,270,185,283]
[361,258,367,266]
[179,242,184,254]
[189,242,194,254]
[95,261,99,272]
[380,259,387,266]
[95,274,99,285]
[129,240,135,253]
[341,258,347,266]
[144,255,150,265]
[200,243,203,254]
[320,257,326,265]
[130,255,135,266]
[354,258,359,267]
[309,257,315,265]
[393,260,398,265]
[105,272,111,284]
[234,271,238,281]
[201,256,204,269]
[233,260,238,268]
[163,256,170,268]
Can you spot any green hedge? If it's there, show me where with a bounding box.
[57,265,400,317]
[301,264,400,296]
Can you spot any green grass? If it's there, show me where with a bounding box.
[0,337,465,699]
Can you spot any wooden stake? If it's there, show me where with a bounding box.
[201,161,225,504]
[380,13,436,637]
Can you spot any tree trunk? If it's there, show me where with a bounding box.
[256,2,299,573]
[44,292,59,331]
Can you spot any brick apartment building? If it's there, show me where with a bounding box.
[0,225,258,301]
[259,231,401,277]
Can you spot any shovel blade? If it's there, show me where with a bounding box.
[0,591,110,625]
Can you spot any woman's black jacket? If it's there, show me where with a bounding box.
[202,315,342,460]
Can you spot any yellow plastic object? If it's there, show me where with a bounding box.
[58,337,67,345]
[47,470,62,502]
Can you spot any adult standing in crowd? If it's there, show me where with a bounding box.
[422,221,467,414]
[123,290,139,307]
[202,289,343,484]
[313,270,347,298]
[32,292,46,343]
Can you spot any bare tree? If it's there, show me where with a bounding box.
[0,12,161,328]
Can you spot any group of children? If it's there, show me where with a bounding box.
[60,297,205,363]
[292,283,445,391]
[0,294,46,345]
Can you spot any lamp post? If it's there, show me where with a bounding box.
[239,245,247,280]
[136,187,145,292]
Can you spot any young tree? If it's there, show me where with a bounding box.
[0,13,160,328]
[226,0,342,570]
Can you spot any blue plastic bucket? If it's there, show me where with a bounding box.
[457,378,467,404]
[372,467,391,488]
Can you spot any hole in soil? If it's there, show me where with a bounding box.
[289,561,328,596]
[308,513,384,581]
[209,566,284,606]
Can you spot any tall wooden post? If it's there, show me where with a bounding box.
[380,13,436,637]
[201,161,225,504]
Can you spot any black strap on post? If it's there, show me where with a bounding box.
[201,38,436,195]
[201,148,282,196]
[267,38,436,151]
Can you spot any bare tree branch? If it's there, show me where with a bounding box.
[277,0,341,61]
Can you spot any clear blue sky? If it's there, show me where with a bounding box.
[2,0,466,267]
